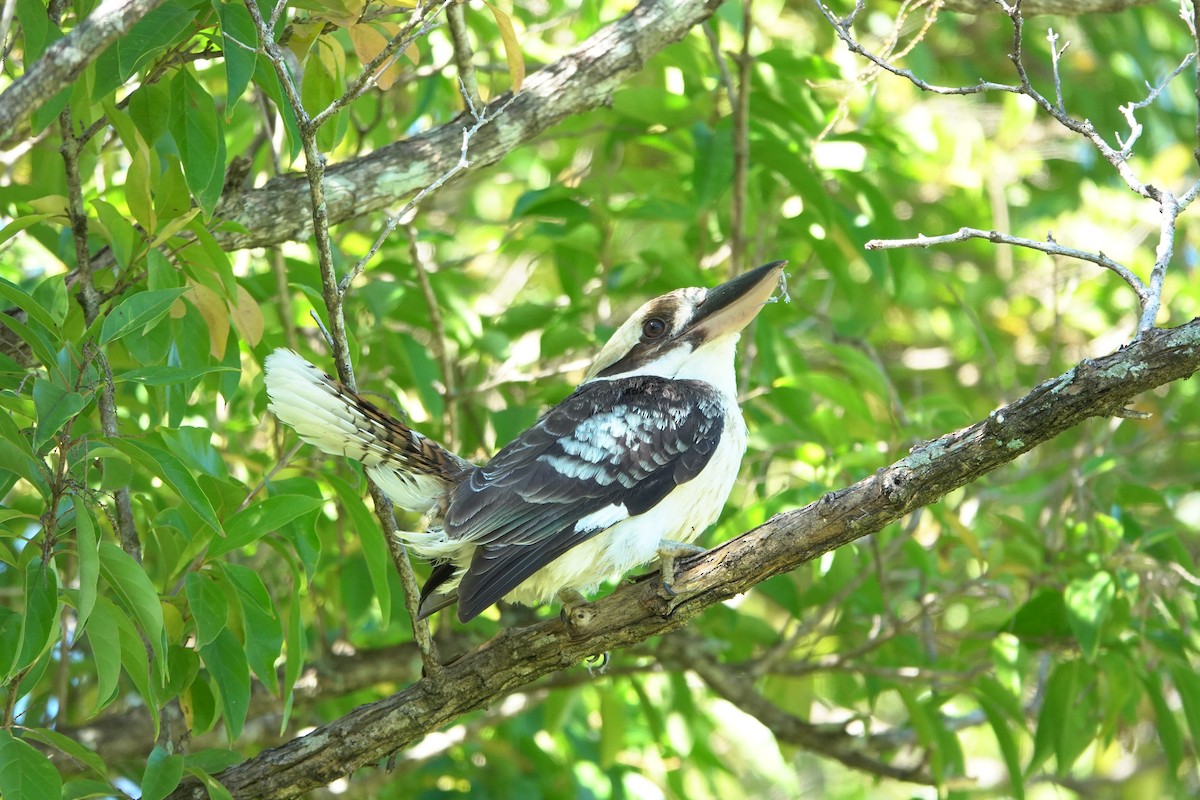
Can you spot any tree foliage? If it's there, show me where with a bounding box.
[1,0,1198,798]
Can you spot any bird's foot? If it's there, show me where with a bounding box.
[656,540,707,599]
[584,651,610,675]
[558,587,593,635]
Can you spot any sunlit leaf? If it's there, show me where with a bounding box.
[484,2,524,91]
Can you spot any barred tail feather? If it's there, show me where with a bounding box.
[263,348,468,513]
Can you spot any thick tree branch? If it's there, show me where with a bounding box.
[165,319,1200,800]
[213,0,725,250]
[0,0,168,145]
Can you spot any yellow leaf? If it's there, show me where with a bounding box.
[322,0,364,27]
[231,284,264,347]
[484,2,524,92]
[29,194,70,218]
[150,208,201,248]
[287,21,324,64]
[348,22,405,91]
[185,282,231,360]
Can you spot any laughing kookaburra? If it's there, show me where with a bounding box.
[264,261,786,622]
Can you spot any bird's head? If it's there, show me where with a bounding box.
[583,261,787,383]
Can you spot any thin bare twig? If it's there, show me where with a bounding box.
[308,0,454,131]
[1046,28,1068,113]
[446,1,482,112]
[244,0,443,678]
[825,0,1195,335]
[865,227,1148,305]
[407,223,458,451]
[701,22,735,101]
[729,0,753,278]
[59,109,142,561]
[1139,191,1179,333]
[338,86,519,294]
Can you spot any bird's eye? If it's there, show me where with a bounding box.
[642,318,668,340]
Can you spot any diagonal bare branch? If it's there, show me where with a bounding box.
[212,0,727,251]
[0,0,169,145]
[165,319,1200,800]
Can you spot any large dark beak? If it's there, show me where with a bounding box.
[688,261,786,340]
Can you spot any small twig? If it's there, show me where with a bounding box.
[0,0,17,74]
[729,0,753,277]
[269,0,288,30]
[1179,177,1200,210]
[816,0,1167,202]
[246,0,443,678]
[701,22,735,101]
[865,227,1148,307]
[407,223,458,451]
[1119,51,1195,157]
[308,0,454,131]
[446,1,482,112]
[338,87,518,294]
[1046,28,1067,113]
[60,109,142,561]
[813,0,1020,99]
[1190,0,1200,169]
[1138,191,1179,334]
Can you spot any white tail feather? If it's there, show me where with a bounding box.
[263,349,465,513]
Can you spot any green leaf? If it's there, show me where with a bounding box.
[1064,572,1115,661]
[98,288,188,345]
[1143,671,1183,776]
[598,684,625,769]
[211,494,324,557]
[9,559,58,678]
[91,199,140,270]
[975,683,1025,800]
[98,541,165,670]
[116,601,160,735]
[167,69,228,217]
[32,377,87,450]
[92,0,199,99]
[0,277,61,332]
[0,730,63,800]
[142,746,185,800]
[0,439,49,500]
[193,769,236,800]
[75,507,99,631]
[215,1,258,115]
[114,365,237,386]
[19,727,106,780]
[86,598,123,713]
[16,0,59,63]
[105,437,222,534]
[329,477,392,627]
[1029,659,1077,776]
[186,572,229,647]
[183,747,242,775]
[691,121,733,209]
[0,294,60,369]
[399,333,445,420]
[1007,589,1071,640]
[199,629,251,740]
[63,778,125,800]
[1169,664,1200,757]
[223,563,283,693]
[32,275,68,328]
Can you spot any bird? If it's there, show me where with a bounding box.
[263,261,786,623]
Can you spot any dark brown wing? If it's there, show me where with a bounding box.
[443,376,725,621]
